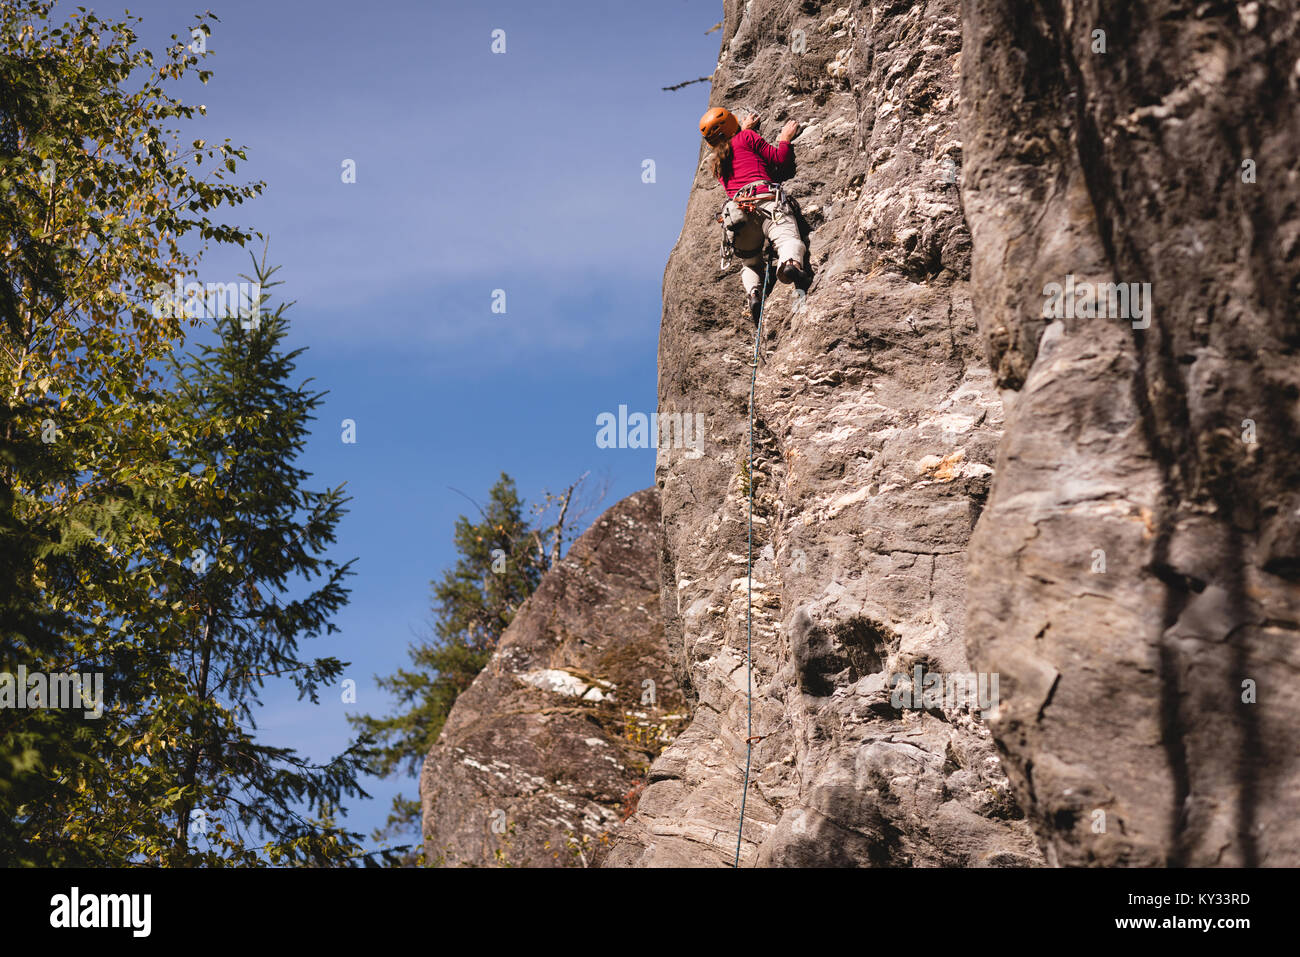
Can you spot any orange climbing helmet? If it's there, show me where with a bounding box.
[699,107,740,144]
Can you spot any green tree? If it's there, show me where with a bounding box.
[0,2,260,865]
[352,475,542,845]
[141,253,389,865]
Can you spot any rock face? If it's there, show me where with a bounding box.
[423,0,1298,869]
[420,488,686,867]
[960,0,1300,865]
[606,0,1041,867]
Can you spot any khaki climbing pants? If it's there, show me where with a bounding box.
[726,198,807,295]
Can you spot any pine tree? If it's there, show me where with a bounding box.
[140,253,388,865]
[351,475,543,844]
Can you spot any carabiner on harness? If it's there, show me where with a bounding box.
[717,207,734,271]
[733,181,777,217]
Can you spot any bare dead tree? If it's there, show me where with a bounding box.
[661,22,722,91]
[662,75,713,92]
[529,471,612,571]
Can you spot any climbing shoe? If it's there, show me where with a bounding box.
[778,258,812,290]
[748,287,764,323]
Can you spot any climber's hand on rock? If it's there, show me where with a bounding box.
[778,119,802,142]
[740,111,761,131]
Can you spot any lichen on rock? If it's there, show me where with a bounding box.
[420,488,684,867]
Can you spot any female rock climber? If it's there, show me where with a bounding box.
[700,106,811,322]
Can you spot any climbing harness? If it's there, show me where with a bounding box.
[733,181,775,215]
[733,258,770,868]
[717,181,800,271]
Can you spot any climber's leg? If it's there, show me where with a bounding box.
[762,200,811,289]
[731,212,766,296]
[739,256,763,295]
[727,202,779,320]
[739,248,779,321]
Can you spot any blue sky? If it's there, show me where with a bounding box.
[80,0,723,851]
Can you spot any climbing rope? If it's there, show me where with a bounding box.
[734,257,771,868]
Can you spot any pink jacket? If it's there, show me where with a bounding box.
[718,129,794,198]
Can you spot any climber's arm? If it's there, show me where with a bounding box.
[751,121,802,179]
[750,132,792,168]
